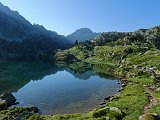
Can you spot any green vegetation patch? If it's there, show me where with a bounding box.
[150,89,160,114]
[108,82,148,120]
[127,77,155,84]
[150,104,160,114]
[0,107,39,120]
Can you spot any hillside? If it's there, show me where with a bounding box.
[55,26,160,78]
[0,2,71,61]
[66,28,100,43]
[53,26,160,120]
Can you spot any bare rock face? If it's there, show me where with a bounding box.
[0,92,16,109]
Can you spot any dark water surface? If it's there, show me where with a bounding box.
[0,61,119,114]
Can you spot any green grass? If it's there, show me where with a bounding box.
[0,107,38,120]
[84,56,115,65]
[40,107,123,120]
[68,46,92,60]
[150,104,160,114]
[27,115,45,120]
[152,90,160,99]
[127,49,160,67]
[108,82,148,120]
[127,77,155,84]
[150,89,160,114]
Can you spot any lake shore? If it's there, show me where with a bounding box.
[0,75,160,120]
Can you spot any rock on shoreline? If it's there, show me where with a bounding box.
[0,92,39,120]
[0,92,16,110]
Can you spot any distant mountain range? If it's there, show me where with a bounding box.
[66,28,100,43]
[0,2,70,45]
[0,2,101,61]
[0,2,72,61]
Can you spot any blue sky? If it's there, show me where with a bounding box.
[1,0,160,35]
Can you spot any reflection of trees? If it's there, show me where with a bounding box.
[66,62,116,80]
[0,61,64,94]
[65,68,94,80]
[92,64,115,78]
[69,62,92,74]
[0,60,116,95]
[94,73,115,80]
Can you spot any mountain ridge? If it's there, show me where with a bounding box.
[0,2,71,61]
[66,28,100,43]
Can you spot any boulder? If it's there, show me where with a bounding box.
[156,87,160,92]
[155,115,160,119]
[0,100,7,110]
[104,96,111,100]
[106,117,111,120]
[121,83,126,87]
[30,107,39,113]
[143,84,148,87]
[0,92,16,107]
[100,101,106,105]
[105,107,122,115]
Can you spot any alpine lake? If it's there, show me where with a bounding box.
[0,61,119,114]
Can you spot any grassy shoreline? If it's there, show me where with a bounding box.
[50,42,160,119]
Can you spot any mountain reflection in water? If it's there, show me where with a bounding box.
[0,61,119,114]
